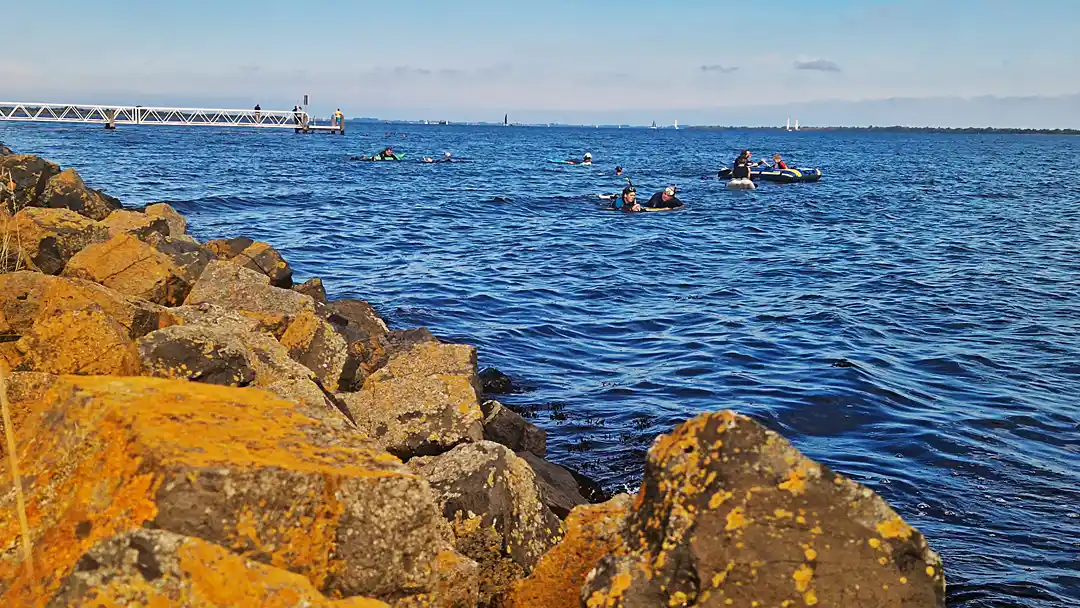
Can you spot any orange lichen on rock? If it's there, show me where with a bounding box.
[13,307,143,375]
[0,376,463,606]
[47,529,389,607]
[506,495,630,608]
[582,411,946,607]
[62,232,195,305]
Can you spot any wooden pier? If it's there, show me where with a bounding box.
[0,102,345,134]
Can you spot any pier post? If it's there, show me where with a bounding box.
[104,109,116,130]
[339,113,345,135]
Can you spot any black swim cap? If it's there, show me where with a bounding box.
[622,185,636,195]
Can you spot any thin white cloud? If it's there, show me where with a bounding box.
[794,59,841,73]
[700,65,738,73]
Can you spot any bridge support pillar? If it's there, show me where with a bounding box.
[104,109,116,130]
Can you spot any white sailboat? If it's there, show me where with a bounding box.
[674,119,679,130]
[786,118,791,131]
[794,119,800,131]
[650,120,658,130]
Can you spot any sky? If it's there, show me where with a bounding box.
[2,0,1079,127]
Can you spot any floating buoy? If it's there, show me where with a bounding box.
[727,178,756,190]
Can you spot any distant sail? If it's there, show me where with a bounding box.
[651,120,658,129]
[504,113,508,126]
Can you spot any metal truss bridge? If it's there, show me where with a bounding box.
[0,102,344,133]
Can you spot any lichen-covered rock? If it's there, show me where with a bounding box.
[0,272,175,341]
[0,376,469,605]
[0,154,61,213]
[264,378,357,432]
[144,202,187,237]
[101,208,170,240]
[62,233,195,305]
[38,167,122,221]
[184,260,315,317]
[49,529,390,607]
[327,299,392,390]
[137,324,256,386]
[280,309,351,392]
[518,451,589,519]
[0,371,57,459]
[581,411,946,608]
[165,304,321,385]
[294,277,329,304]
[409,441,563,572]
[1,207,109,274]
[507,495,631,608]
[232,240,294,288]
[340,341,483,458]
[481,399,546,457]
[205,236,254,259]
[328,299,389,337]
[143,231,213,283]
[12,306,142,376]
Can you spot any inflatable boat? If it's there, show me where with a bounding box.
[717,167,822,183]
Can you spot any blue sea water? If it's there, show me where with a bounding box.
[3,122,1078,606]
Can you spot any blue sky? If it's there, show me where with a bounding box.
[3,0,1079,126]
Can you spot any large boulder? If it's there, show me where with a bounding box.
[144,202,187,237]
[205,236,254,259]
[49,529,390,607]
[0,154,61,213]
[137,324,256,386]
[581,411,946,608]
[62,232,196,305]
[184,260,315,317]
[232,240,294,288]
[481,399,546,457]
[340,341,484,458]
[101,208,171,240]
[294,277,329,304]
[143,231,213,283]
[0,376,473,605]
[327,299,389,337]
[507,495,632,608]
[409,441,563,572]
[1,207,109,274]
[518,451,590,519]
[38,167,122,221]
[11,306,143,376]
[167,303,314,385]
[280,309,351,392]
[0,272,174,341]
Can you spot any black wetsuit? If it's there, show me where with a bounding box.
[732,156,751,179]
[647,192,684,209]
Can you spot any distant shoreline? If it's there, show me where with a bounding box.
[347,119,1079,134]
[685,125,1080,135]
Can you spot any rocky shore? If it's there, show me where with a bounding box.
[1,146,945,606]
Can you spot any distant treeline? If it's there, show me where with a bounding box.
[686,125,1080,135]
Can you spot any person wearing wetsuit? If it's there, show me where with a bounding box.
[373,147,399,161]
[732,150,752,179]
[611,185,640,212]
[646,186,684,210]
